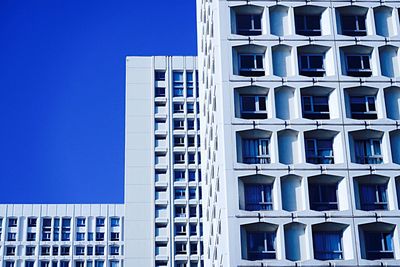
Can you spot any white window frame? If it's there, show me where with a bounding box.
[302,95,330,115]
[346,54,371,72]
[350,95,377,115]
[240,95,268,115]
[239,54,265,72]
[236,14,262,35]
[305,138,334,164]
[299,53,325,72]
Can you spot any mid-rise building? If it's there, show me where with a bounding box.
[0,204,124,267]
[124,56,203,267]
[197,0,400,266]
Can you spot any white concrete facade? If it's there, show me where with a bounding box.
[125,56,203,267]
[0,204,124,267]
[197,0,400,266]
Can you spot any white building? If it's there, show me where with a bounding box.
[196,0,400,266]
[0,204,124,267]
[124,56,203,267]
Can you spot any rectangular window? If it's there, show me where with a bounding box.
[302,95,330,119]
[174,188,186,199]
[96,218,105,227]
[110,218,120,227]
[52,246,59,256]
[41,246,51,256]
[309,183,338,211]
[174,136,185,147]
[75,246,85,256]
[346,54,371,76]
[341,15,367,36]
[242,138,270,164]
[295,15,321,36]
[313,231,343,260]
[60,261,69,267]
[240,95,268,119]
[189,188,196,199]
[354,139,383,164]
[188,170,196,182]
[155,87,165,97]
[96,232,105,241]
[28,217,37,227]
[305,139,334,164]
[173,103,185,113]
[364,232,394,260]
[109,261,119,267]
[173,71,184,97]
[8,232,16,241]
[110,245,119,256]
[247,231,276,260]
[6,246,16,256]
[174,170,185,182]
[26,246,35,256]
[75,262,84,267]
[244,184,273,211]
[175,224,186,236]
[110,232,120,241]
[176,243,187,254]
[188,119,195,130]
[175,206,186,218]
[155,71,165,81]
[359,183,388,210]
[187,71,194,97]
[187,102,194,113]
[27,232,36,241]
[350,96,377,119]
[236,14,262,36]
[61,218,70,241]
[8,218,17,227]
[87,246,93,255]
[174,153,185,164]
[76,232,85,241]
[299,54,325,77]
[53,218,60,241]
[25,262,34,267]
[174,119,185,130]
[95,246,104,256]
[188,153,195,164]
[76,218,85,227]
[60,246,70,256]
[239,54,264,76]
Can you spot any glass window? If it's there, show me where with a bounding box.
[173,71,184,97]
[302,95,330,119]
[75,262,84,267]
[187,71,194,97]
[26,246,35,256]
[295,15,321,36]
[364,231,394,260]
[87,246,93,256]
[76,218,85,227]
[247,231,276,260]
[109,261,119,267]
[60,261,69,267]
[96,232,105,241]
[25,262,34,267]
[174,153,185,164]
[305,139,334,164]
[239,54,264,76]
[175,206,186,217]
[346,55,371,76]
[187,102,194,113]
[187,119,195,130]
[350,96,377,119]
[87,232,94,241]
[76,232,85,241]
[299,54,325,77]
[110,246,119,256]
[309,183,338,211]
[242,138,270,164]
[359,183,388,210]
[236,14,262,36]
[313,231,343,260]
[41,246,50,256]
[95,262,104,267]
[175,224,186,235]
[110,218,120,227]
[6,246,16,256]
[27,232,36,241]
[173,103,185,113]
[188,170,196,181]
[174,119,185,130]
[95,246,104,256]
[155,71,165,81]
[174,188,186,199]
[176,243,187,254]
[244,184,273,211]
[7,232,16,241]
[354,139,383,164]
[28,217,37,227]
[341,15,367,36]
[174,170,185,181]
[75,246,85,256]
[110,232,119,241]
[240,95,268,119]
[8,218,17,227]
[189,188,196,199]
[52,246,59,256]
[60,246,70,256]
[155,87,165,97]
[96,218,105,227]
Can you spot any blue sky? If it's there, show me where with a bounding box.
[0,0,197,203]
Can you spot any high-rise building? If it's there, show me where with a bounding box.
[197,0,400,266]
[0,204,124,267]
[124,56,203,267]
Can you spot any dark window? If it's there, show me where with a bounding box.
[187,72,194,97]
[350,96,377,119]
[302,95,330,119]
[155,71,165,81]
[155,87,165,97]
[242,138,270,164]
[346,55,372,77]
[309,183,338,211]
[313,231,343,260]
[244,184,273,211]
[247,231,276,260]
[299,54,325,77]
[240,95,268,119]
[341,15,367,36]
[173,103,185,113]
[295,15,321,36]
[28,218,37,227]
[354,139,383,164]
[239,54,264,77]
[173,71,184,97]
[364,231,394,260]
[174,119,185,130]
[305,139,334,164]
[236,14,262,36]
[359,183,388,211]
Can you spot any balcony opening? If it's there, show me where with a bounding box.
[379,45,399,78]
[354,175,389,211]
[312,223,347,260]
[340,45,374,77]
[301,86,334,120]
[269,5,291,36]
[281,175,304,212]
[349,130,384,165]
[278,129,300,165]
[390,130,400,165]
[336,6,368,36]
[275,86,298,120]
[308,175,342,211]
[272,44,294,77]
[234,86,269,120]
[294,5,324,36]
[231,5,264,36]
[238,174,275,211]
[233,45,267,77]
[384,86,400,120]
[359,222,395,260]
[284,223,307,261]
[241,223,278,261]
[304,129,339,165]
[237,129,272,164]
[374,6,396,38]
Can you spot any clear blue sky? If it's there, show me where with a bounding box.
[0,0,197,203]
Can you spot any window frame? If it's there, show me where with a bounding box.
[305,138,334,164]
[295,14,322,36]
[242,138,271,164]
[236,14,262,36]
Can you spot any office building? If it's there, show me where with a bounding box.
[0,204,124,267]
[124,56,203,267]
[196,0,400,266]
